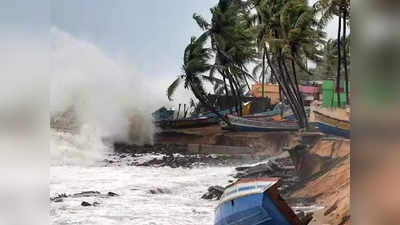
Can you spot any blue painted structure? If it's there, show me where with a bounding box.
[214,178,304,225]
[316,122,350,138]
[152,107,174,121]
[215,193,293,225]
[313,110,350,139]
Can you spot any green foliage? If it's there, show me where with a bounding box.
[169,0,350,126]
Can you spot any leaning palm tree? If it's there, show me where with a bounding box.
[167,34,229,124]
[278,0,325,128]
[193,0,257,116]
[247,0,324,129]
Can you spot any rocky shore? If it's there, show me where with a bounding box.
[115,131,350,225]
[53,132,349,225]
[109,142,265,168]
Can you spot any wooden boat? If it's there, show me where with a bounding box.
[200,109,232,120]
[154,108,234,129]
[155,117,217,129]
[313,110,350,138]
[283,107,310,121]
[226,115,298,132]
[215,178,309,225]
[243,103,287,119]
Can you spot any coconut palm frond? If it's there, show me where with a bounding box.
[167,77,182,101]
[193,13,210,30]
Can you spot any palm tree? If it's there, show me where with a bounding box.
[280,0,325,128]
[342,1,350,104]
[315,36,350,81]
[193,0,257,116]
[316,39,338,79]
[246,0,324,129]
[316,0,350,106]
[167,34,229,124]
[251,0,272,98]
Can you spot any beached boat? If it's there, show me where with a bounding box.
[155,117,217,129]
[243,103,288,119]
[226,115,298,132]
[243,105,310,122]
[154,108,234,129]
[313,110,350,138]
[215,178,308,225]
[283,107,310,121]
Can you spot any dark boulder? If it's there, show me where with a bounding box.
[93,202,100,206]
[149,188,171,194]
[201,186,225,200]
[72,191,101,198]
[81,201,92,207]
[107,192,119,197]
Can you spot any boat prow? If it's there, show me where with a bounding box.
[214,178,309,225]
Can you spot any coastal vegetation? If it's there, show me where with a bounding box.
[167,0,350,129]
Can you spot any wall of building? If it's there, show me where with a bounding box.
[251,84,280,104]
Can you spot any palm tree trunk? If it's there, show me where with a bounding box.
[228,74,239,115]
[291,58,308,128]
[342,4,349,105]
[265,46,301,127]
[336,10,342,108]
[243,76,251,92]
[177,104,181,120]
[221,72,231,112]
[261,47,266,98]
[281,57,305,128]
[276,53,304,128]
[232,75,243,116]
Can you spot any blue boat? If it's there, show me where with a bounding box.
[313,110,350,138]
[215,178,306,225]
[225,115,299,132]
[283,107,310,121]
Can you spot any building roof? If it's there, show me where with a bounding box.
[299,85,319,94]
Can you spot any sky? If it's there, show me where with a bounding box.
[0,0,338,110]
[50,0,339,109]
[52,0,218,107]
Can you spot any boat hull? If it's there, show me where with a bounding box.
[155,117,217,129]
[317,122,350,138]
[313,110,350,138]
[215,192,299,225]
[227,115,298,132]
[231,123,298,132]
[215,178,304,225]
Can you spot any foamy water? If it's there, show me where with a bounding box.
[50,127,234,225]
[50,164,233,225]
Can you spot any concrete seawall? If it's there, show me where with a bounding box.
[154,125,300,156]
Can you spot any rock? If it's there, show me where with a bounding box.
[149,188,171,194]
[53,198,63,203]
[72,191,101,198]
[235,166,251,171]
[201,185,225,200]
[81,201,92,207]
[93,202,100,206]
[50,193,68,202]
[107,192,119,197]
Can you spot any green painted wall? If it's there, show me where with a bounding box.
[322,80,349,108]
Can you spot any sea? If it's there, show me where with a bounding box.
[50,129,234,225]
